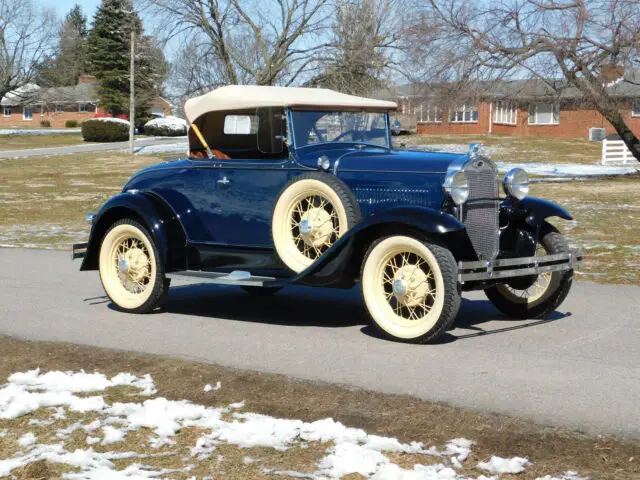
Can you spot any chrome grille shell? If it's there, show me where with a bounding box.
[461,157,500,260]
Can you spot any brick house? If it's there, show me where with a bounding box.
[0,75,172,128]
[388,69,640,141]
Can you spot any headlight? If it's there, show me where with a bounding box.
[443,170,469,205]
[503,168,530,200]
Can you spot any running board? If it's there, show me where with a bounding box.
[166,270,278,287]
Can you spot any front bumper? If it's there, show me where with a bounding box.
[458,250,583,283]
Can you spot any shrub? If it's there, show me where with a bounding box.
[144,116,188,137]
[40,120,51,127]
[65,120,79,128]
[81,118,130,142]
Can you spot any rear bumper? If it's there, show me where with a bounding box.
[71,242,88,260]
[458,250,583,283]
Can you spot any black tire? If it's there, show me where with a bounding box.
[240,286,282,296]
[485,223,573,319]
[98,218,168,314]
[360,235,461,344]
[272,172,361,273]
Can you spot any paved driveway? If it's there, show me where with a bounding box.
[1,248,638,438]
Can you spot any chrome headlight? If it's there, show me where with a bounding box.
[443,170,470,205]
[503,168,530,200]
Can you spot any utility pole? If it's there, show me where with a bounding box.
[129,19,135,155]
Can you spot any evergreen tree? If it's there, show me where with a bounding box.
[87,0,167,120]
[38,4,88,86]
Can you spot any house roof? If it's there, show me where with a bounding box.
[184,85,397,123]
[380,75,640,102]
[1,82,99,106]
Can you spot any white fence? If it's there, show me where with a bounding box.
[602,138,636,165]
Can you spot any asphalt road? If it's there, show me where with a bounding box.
[1,248,639,439]
[0,137,185,159]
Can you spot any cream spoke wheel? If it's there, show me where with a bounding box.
[99,220,166,313]
[362,236,459,343]
[496,243,553,304]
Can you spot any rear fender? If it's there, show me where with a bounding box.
[80,192,187,271]
[281,206,468,287]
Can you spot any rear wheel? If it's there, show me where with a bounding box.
[98,219,168,313]
[361,235,460,344]
[485,223,573,319]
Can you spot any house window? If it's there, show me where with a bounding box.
[494,102,517,125]
[55,104,64,113]
[418,104,443,123]
[528,103,560,125]
[632,102,640,117]
[79,103,89,113]
[450,104,478,123]
[3,107,10,117]
[23,107,33,121]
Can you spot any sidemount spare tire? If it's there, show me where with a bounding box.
[272,172,361,273]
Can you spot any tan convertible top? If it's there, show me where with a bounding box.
[183,85,397,123]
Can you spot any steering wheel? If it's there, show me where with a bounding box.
[333,130,364,142]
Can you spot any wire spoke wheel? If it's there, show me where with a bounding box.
[496,243,552,304]
[272,174,360,273]
[99,220,166,312]
[361,236,460,343]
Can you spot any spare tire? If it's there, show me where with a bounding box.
[272,172,361,273]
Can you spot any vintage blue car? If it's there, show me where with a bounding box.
[72,85,581,344]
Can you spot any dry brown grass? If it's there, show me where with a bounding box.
[0,336,638,479]
[0,134,87,151]
[397,133,603,165]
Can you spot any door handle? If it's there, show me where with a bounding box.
[217,176,230,185]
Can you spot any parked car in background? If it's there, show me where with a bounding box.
[73,85,582,344]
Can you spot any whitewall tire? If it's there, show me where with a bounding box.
[272,173,361,273]
[98,219,168,313]
[361,235,460,343]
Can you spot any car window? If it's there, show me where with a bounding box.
[223,114,258,135]
[291,110,389,148]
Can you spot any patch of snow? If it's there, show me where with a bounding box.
[89,117,130,126]
[243,456,261,464]
[0,128,81,135]
[229,400,245,409]
[144,115,188,133]
[496,161,639,178]
[86,437,100,445]
[18,432,36,447]
[204,381,222,392]
[478,455,530,474]
[536,472,589,480]
[102,425,126,444]
[133,141,187,155]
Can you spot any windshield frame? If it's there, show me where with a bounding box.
[287,108,392,151]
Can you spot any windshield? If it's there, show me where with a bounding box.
[291,110,389,148]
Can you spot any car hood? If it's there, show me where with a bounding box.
[295,145,467,174]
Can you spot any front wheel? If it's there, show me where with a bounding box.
[98,219,168,313]
[361,235,461,344]
[485,223,573,319]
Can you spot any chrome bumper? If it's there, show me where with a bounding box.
[458,250,583,283]
[72,242,88,260]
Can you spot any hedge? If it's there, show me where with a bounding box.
[81,118,130,142]
[144,116,188,137]
[65,120,79,128]
[40,120,51,127]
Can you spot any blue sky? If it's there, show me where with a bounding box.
[42,0,101,19]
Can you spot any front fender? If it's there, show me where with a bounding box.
[514,197,573,223]
[281,205,468,287]
[80,191,186,271]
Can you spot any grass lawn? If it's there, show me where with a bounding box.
[0,151,639,284]
[0,133,87,150]
[0,336,638,479]
[396,133,603,165]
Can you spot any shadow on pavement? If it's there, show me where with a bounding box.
[103,283,571,341]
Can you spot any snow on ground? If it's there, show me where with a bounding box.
[0,369,587,479]
[0,129,81,135]
[133,141,187,155]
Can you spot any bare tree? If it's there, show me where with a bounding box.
[143,0,331,95]
[421,0,640,160]
[0,0,56,100]
[308,0,404,95]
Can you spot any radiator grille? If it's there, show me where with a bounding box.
[463,157,499,260]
